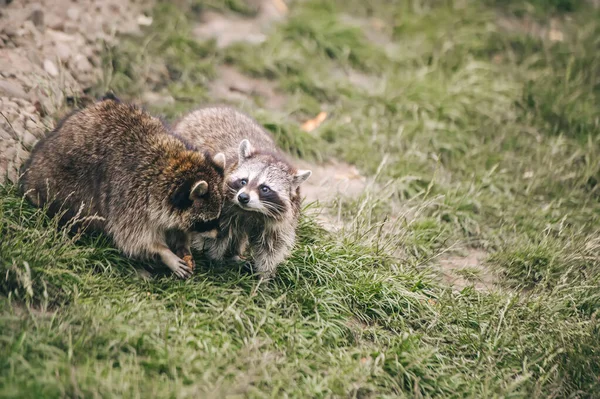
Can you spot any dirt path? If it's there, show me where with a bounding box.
[0,0,152,183]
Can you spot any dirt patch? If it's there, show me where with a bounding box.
[495,14,565,42]
[296,158,368,231]
[0,0,151,184]
[209,65,287,110]
[193,0,286,48]
[339,14,399,57]
[299,158,366,204]
[439,249,499,292]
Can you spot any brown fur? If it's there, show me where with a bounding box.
[19,100,226,278]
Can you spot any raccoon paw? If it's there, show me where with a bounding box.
[175,247,195,271]
[242,261,273,280]
[161,251,193,279]
[171,258,193,279]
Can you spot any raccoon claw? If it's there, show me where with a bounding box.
[171,259,193,279]
[160,250,193,279]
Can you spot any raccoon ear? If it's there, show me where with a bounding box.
[293,170,312,188]
[189,180,208,200]
[213,152,226,170]
[238,139,254,162]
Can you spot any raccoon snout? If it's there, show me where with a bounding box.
[238,192,250,204]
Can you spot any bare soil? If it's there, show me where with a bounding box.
[439,249,500,292]
[0,0,151,183]
[193,0,286,48]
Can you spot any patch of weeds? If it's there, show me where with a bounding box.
[98,3,218,108]
[251,110,324,160]
[479,9,600,139]
[0,184,136,306]
[453,267,482,281]
[490,241,562,288]
[191,0,261,16]
[485,0,581,17]
[282,1,388,72]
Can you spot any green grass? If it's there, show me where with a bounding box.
[3,0,600,397]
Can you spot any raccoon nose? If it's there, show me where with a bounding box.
[238,192,250,204]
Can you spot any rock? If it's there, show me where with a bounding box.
[0,80,28,99]
[45,14,65,31]
[67,7,80,21]
[48,29,76,43]
[142,91,175,106]
[2,25,17,37]
[25,117,44,137]
[137,15,153,26]
[73,54,92,73]
[43,59,58,77]
[22,131,38,149]
[28,9,45,30]
[55,42,71,61]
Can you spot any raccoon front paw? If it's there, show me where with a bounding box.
[170,258,193,279]
[175,247,195,271]
[161,251,193,279]
[243,261,274,280]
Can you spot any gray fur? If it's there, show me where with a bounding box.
[174,106,311,278]
[20,100,226,279]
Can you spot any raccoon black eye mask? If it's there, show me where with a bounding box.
[172,106,312,277]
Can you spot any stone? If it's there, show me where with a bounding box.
[67,8,80,21]
[43,59,58,77]
[28,9,45,30]
[22,131,38,149]
[73,54,92,73]
[142,91,175,106]
[55,42,71,61]
[45,14,65,31]
[0,80,28,99]
[137,15,153,26]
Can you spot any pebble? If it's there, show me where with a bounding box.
[137,15,153,26]
[0,80,28,99]
[43,59,59,77]
[22,131,38,149]
[67,8,80,21]
[142,91,175,106]
[55,42,71,61]
[73,54,92,73]
[28,9,45,30]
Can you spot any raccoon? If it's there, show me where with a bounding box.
[173,106,311,278]
[19,99,226,279]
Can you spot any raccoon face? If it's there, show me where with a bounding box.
[227,140,311,219]
[169,152,226,227]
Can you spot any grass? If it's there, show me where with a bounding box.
[2,0,600,397]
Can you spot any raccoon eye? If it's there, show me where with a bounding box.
[240,178,248,186]
[260,185,270,193]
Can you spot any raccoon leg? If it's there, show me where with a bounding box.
[250,225,295,278]
[155,243,193,279]
[166,229,196,271]
[225,233,248,262]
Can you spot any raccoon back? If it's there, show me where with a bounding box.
[20,100,184,226]
[174,106,278,168]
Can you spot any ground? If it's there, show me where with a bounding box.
[1,0,600,398]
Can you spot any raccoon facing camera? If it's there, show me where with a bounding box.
[173,106,312,278]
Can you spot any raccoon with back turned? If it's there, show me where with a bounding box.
[173,106,312,278]
[20,99,226,278]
